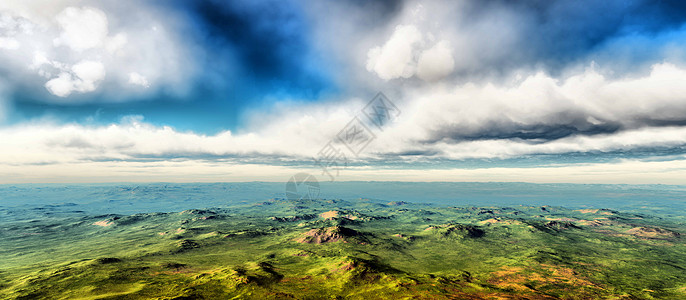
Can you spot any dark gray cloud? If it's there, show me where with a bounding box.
[424,118,622,144]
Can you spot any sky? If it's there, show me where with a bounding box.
[2,0,686,184]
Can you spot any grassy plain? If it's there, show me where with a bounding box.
[1,197,684,299]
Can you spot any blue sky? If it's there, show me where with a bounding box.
[2,0,686,183]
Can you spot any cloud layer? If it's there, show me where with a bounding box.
[3,62,686,163]
[2,0,686,183]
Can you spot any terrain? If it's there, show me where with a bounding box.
[1,192,685,299]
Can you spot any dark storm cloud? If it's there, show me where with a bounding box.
[424,119,622,144]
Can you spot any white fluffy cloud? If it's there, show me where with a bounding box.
[365,24,456,82]
[0,1,192,100]
[53,6,108,51]
[0,37,19,49]
[44,73,77,97]
[366,24,423,80]
[128,72,149,88]
[417,40,455,81]
[44,60,105,97]
[0,12,33,50]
